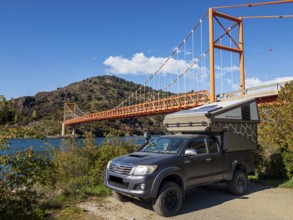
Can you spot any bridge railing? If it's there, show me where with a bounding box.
[217,80,292,100]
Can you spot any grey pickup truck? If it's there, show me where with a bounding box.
[105,98,259,217]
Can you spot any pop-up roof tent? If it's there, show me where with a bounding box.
[163,98,260,152]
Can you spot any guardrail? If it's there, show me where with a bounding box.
[217,80,292,100]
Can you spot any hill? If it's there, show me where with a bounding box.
[10,75,166,137]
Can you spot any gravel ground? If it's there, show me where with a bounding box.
[78,183,293,220]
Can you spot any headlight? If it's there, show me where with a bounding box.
[107,160,112,169]
[131,165,158,176]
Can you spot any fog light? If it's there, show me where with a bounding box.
[138,184,145,190]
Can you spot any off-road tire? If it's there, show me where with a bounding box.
[112,190,131,202]
[228,170,248,195]
[152,181,183,217]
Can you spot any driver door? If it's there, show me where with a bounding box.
[183,137,213,187]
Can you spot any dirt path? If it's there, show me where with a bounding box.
[78,183,293,220]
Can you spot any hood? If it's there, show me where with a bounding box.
[113,152,173,166]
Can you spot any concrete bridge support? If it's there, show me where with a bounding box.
[71,126,76,136]
[61,123,66,136]
[61,123,77,137]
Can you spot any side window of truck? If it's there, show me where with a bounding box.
[208,138,219,154]
[187,138,207,155]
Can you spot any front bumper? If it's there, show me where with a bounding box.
[104,169,156,199]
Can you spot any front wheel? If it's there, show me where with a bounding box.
[152,181,183,217]
[228,170,248,195]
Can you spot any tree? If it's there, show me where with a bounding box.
[257,81,293,179]
[0,96,15,125]
[0,133,55,218]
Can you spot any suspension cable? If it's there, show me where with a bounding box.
[116,12,208,108]
[241,15,293,19]
[200,19,203,90]
[161,48,210,93]
[213,0,293,9]
[203,50,206,90]
[192,29,195,91]
[220,38,223,93]
[184,39,187,93]
[177,49,179,94]
[230,29,233,91]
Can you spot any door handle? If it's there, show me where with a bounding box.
[206,158,212,162]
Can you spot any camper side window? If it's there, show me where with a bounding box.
[187,138,207,155]
[208,139,219,154]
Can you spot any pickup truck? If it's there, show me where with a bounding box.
[104,98,259,217]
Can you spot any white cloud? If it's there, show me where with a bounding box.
[245,77,263,88]
[226,79,239,90]
[215,65,240,79]
[225,76,293,93]
[103,53,191,75]
[246,76,293,88]
[222,65,240,74]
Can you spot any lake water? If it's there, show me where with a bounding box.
[3,136,151,155]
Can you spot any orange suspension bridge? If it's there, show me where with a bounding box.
[62,1,293,135]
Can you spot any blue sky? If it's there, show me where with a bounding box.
[0,0,293,99]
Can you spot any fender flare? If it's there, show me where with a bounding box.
[227,160,248,180]
[150,167,184,198]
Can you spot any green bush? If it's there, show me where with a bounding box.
[0,96,15,125]
[84,184,112,196]
[257,81,293,179]
[52,131,137,196]
[52,137,98,194]
[91,132,137,183]
[0,139,55,219]
[282,150,293,179]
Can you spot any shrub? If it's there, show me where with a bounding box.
[52,130,137,196]
[52,137,98,194]
[91,131,137,183]
[0,139,55,219]
[257,81,293,179]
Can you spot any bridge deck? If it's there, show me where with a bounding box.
[64,90,210,125]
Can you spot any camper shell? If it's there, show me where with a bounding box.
[164,98,260,152]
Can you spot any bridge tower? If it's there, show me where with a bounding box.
[208,8,245,102]
[62,103,82,136]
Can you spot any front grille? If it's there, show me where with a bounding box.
[109,162,133,175]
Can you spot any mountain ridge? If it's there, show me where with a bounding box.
[11,75,166,136]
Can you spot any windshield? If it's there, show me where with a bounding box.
[140,137,186,154]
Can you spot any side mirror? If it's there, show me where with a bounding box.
[184,148,197,156]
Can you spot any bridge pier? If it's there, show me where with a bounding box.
[61,123,66,136]
[61,123,77,137]
[71,126,76,136]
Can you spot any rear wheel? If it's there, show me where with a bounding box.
[112,190,131,202]
[152,181,183,217]
[228,170,248,195]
